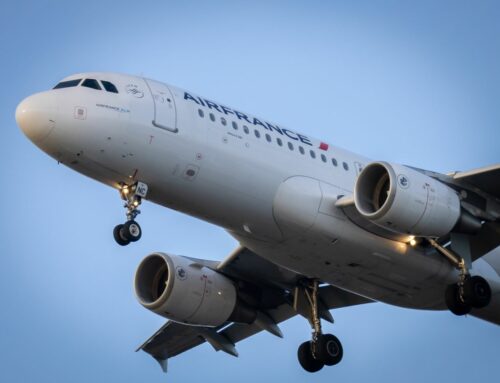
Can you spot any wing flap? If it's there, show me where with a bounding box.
[137,321,207,361]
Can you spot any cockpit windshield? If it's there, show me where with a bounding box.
[52,78,120,93]
[101,80,119,93]
[53,79,82,89]
[81,79,101,90]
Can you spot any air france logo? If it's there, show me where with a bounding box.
[176,266,187,280]
[126,84,144,98]
[183,92,313,147]
[397,174,410,189]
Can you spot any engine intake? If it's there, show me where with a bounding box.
[135,252,239,327]
[135,253,170,307]
[354,161,462,237]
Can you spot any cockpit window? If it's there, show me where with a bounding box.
[101,80,119,93]
[81,78,102,90]
[53,79,82,89]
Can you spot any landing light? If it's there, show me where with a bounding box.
[408,236,417,246]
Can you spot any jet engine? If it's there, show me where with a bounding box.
[353,161,462,237]
[135,252,248,327]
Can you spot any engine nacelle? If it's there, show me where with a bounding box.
[354,161,461,237]
[134,252,238,327]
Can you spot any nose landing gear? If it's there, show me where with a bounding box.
[296,280,343,373]
[113,182,148,246]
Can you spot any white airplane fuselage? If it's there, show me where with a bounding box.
[16,72,500,315]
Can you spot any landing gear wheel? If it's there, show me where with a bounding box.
[317,334,343,366]
[463,276,491,308]
[113,224,130,246]
[297,341,324,373]
[445,283,471,316]
[429,239,492,314]
[114,182,148,245]
[122,220,142,242]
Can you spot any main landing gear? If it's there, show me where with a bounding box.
[297,280,343,373]
[113,182,148,246]
[429,239,491,316]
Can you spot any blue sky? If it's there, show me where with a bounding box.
[1,1,499,381]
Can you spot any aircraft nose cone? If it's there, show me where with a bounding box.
[16,93,56,143]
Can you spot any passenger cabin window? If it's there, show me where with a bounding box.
[265,134,272,142]
[332,158,338,167]
[254,130,260,138]
[221,117,227,126]
[101,80,119,93]
[82,78,101,90]
[299,146,305,155]
[288,142,294,151]
[343,162,349,171]
[232,121,238,130]
[53,79,81,89]
[243,125,249,134]
[321,154,327,163]
[277,138,283,146]
[210,113,215,122]
[198,109,204,118]
[310,150,316,159]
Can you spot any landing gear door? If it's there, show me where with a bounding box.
[145,79,178,133]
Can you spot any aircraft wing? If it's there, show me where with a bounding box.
[451,163,500,199]
[136,247,372,372]
[447,164,500,261]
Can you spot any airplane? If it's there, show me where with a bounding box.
[15,72,500,373]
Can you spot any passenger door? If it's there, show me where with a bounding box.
[145,79,177,133]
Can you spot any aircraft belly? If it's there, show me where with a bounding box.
[235,215,456,310]
[142,144,284,241]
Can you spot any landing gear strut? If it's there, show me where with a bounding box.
[296,280,343,373]
[113,182,148,246]
[429,239,491,316]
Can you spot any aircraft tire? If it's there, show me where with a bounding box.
[445,283,471,316]
[316,334,343,366]
[122,220,142,242]
[297,341,324,373]
[113,224,130,246]
[463,276,491,309]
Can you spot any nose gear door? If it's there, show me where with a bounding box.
[144,79,177,133]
